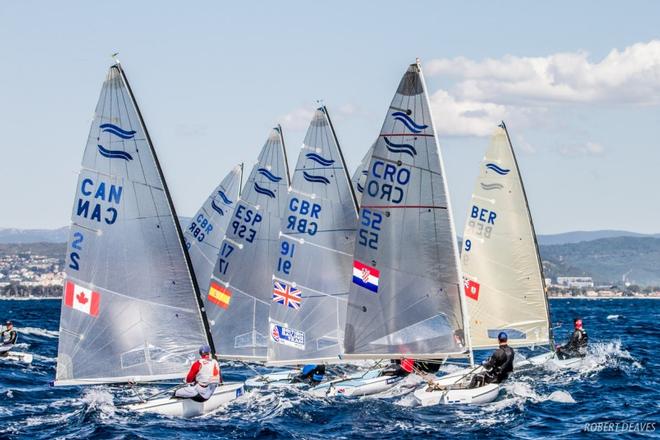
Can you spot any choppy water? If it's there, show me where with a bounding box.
[0,298,657,439]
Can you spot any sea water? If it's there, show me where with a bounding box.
[0,298,657,439]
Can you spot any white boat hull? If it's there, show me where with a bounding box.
[244,371,300,388]
[1,351,33,364]
[414,383,500,406]
[127,382,244,417]
[413,365,499,406]
[524,352,583,368]
[309,369,405,397]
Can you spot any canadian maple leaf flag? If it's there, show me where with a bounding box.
[64,281,100,317]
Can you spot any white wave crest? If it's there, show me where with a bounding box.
[17,326,59,338]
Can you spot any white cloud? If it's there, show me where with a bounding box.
[429,89,507,136]
[426,40,660,105]
[559,141,605,157]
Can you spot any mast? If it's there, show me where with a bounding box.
[418,59,474,366]
[115,62,217,356]
[276,125,292,185]
[239,162,245,196]
[323,105,360,214]
[500,121,554,349]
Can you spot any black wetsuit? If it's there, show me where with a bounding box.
[557,328,588,359]
[470,344,515,388]
[0,329,17,356]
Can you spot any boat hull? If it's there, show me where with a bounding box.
[525,352,584,368]
[414,383,500,406]
[309,369,405,397]
[127,382,244,417]
[1,351,33,364]
[244,371,301,388]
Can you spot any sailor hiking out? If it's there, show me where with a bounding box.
[292,364,326,385]
[556,318,588,360]
[174,345,221,402]
[469,332,515,388]
[0,321,17,357]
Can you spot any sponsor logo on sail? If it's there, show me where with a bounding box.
[272,281,302,310]
[352,260,380,293]
[97,144,133,161]
[257,168,282,182]
[302,171,330,185]
[270,323,305,350]
[253,182,276,198]
[305,153,335,167]
[480,182,504,191]
[485,163,510,176]
[383,137,417,158]
[64,281,100,317]
[217,190,233,205]
[100,123,136,139]
[391,111,428,134]
[208,281,232,309]
[464,278,480,301]
[210,200,224,216]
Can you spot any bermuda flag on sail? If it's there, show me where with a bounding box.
[464,278,480,301]
[64,281,100,317]
[272,280,302,310]
[352,260,380,293]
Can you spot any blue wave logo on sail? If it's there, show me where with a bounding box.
[305,153,335,167]
[480,182,504,191]
[217,190,233,205]
[254,182,276,198]
[485,163,510,175]
[384,137,417,158]
[391,111,427,133]
[303,171,330,185]
[97,144,133,161]
[100,123,136,140]
[356,182,364,193]
[257,168,282,182]
[210,200,225,216]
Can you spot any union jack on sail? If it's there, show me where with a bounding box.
[272,280,302,310]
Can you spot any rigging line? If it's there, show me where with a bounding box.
[272,275,349,301]
[279,233,353,257]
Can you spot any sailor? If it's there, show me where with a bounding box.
[0,321,17,357]
[292,364,326,385]
[173,345,221,402]
[381,358,415,377]
[469,332,514,388]
[556,318,588,359]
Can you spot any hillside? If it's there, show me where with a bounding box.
[540,236,660,286]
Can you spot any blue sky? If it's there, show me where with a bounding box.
[1,1,659,233]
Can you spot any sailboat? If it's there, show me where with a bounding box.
[460,123,581,369]
[53,61,243,417]
[184,164,243,291]
[253,106,359,387]
[206,126,291,363]
[335,60,496,402]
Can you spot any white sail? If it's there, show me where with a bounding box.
[343,62,469,360]
[184,164,243,292]
[351,143,374,205]
[461,123,551,349]
[55,64,211,386]
[207,127,290,361]
[267,107,359,365]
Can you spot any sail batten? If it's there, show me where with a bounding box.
[343,62,469,360]
[267,106,359,365]
[461,123,551,350]
[55,64,211,385]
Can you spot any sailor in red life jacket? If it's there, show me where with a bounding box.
[173,345,221,402]
[381,358,415,377]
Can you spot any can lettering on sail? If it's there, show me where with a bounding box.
[75,177,123,225]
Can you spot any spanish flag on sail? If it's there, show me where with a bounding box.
[208,281,232,309]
